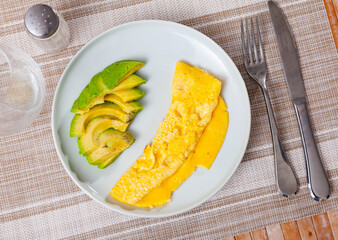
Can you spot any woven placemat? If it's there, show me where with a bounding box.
[0,0,337,239]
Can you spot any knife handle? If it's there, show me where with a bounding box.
[293,99,330,201]
[262,87,298,197]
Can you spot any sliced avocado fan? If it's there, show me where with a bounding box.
[70,60,145,169]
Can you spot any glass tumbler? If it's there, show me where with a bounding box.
[0,43,45,136]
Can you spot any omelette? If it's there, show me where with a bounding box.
[134,97,229,208]
[111,62,223,205]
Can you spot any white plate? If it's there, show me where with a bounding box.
[52,20,251,217]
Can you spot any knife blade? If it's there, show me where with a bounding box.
[268,0,330,201]
[268,1,305,101]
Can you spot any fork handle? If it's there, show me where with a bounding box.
[261,86,298,197]
[293,99,330,201]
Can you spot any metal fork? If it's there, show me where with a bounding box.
[241,17,298,198]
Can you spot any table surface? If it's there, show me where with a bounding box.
[231,210,338,240]
[0,0,337,239]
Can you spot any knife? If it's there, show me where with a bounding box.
[268,0,330,201]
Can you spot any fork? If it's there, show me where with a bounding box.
[241,17,298,198]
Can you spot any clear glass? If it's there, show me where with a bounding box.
[0,43,45,136]
[29,12,70,52]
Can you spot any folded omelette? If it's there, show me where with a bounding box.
[111,62,222,205]
[134,97,228,208]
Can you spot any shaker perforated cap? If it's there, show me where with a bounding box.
[24,4,59,39]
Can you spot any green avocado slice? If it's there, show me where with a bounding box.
[77,86,90,109]
[111,88,145,102]
[97,153,122,169]
[70,102,135,137]
[104,94,143,113]
[71,60,145,114]
[113,74,146,91]
[77,116,130,155]
[86,128,134,167]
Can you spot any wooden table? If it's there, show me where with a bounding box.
[229,210,337,240]
[324,0,338,52]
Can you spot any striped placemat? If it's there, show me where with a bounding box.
[0,0,337,239]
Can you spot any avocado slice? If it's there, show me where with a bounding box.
[71,60,144,114]
[70,102,135,137]
[86,128,134,167]
[104,94,143,113]
[97,131,135,169]
[98,128,134,147]
[72,73,105,113]
[111,88,145,102]
[97,153,122,169]
[88,73,106,99]
[77,116,130,155]
[75,74,106,114]
[113,74,146,91]
[77,86,88,109]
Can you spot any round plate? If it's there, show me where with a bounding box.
[52,20,251,217]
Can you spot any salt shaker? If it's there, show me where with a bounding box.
[24,4,70,52]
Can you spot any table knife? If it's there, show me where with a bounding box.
[268,0,330,201]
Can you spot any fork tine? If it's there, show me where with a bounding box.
[250,17,258,62]
[241,19,248,67]
[256,16,264,61]
[245,18,253,63]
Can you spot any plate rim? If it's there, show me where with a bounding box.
[51,19,251,217]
